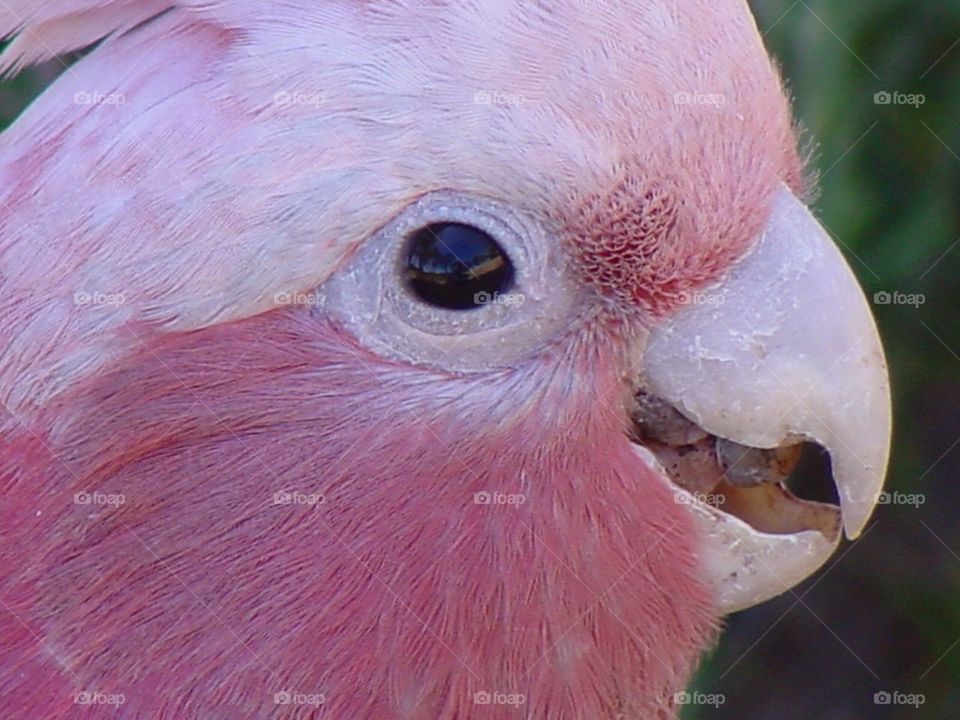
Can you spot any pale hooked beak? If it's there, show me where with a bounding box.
[639,185,891,613]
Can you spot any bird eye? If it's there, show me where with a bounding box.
[404,223,514,310]
[316,191,582,372]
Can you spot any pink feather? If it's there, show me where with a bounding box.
[0,2,808,717]
[0,1,173,74]
[1,310,717,717]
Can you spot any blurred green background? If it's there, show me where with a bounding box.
[2,2,958,718]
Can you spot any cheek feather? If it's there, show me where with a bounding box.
[0,310,716,718]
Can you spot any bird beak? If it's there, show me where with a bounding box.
[638,184,891,613]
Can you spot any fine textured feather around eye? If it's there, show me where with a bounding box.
[0,0,803,413]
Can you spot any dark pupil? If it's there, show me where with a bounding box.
[404,223,514,310]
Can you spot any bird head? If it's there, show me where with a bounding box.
[0,1,890,717]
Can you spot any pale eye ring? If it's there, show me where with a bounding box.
[315,191,582,373]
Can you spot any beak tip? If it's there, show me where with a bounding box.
[841,459,890,540]
[643,185,893,610]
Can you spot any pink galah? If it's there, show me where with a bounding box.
[0,2,890,718]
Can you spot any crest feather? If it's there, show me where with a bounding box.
[0,1,183,75]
